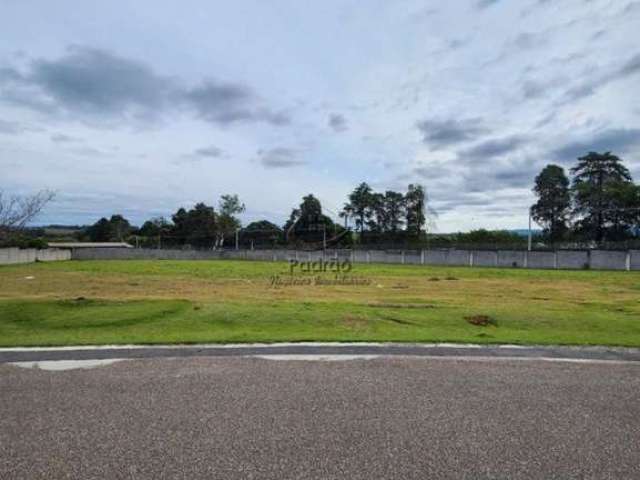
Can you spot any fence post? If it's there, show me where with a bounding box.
[524,250,528,268]
[626,250,631,271]
[367,250,371,264]
[420,249,425,265]
[553,251,558,269]
[401,251,405,265]
[469,251,474,267]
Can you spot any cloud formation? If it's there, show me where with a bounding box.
[460,135,528,159]
[328,113,348,132]
[476,0,500,10]
[561,52,640,103]
[1,1,638,232]
[193,146,224,158]
[552,128,640,161]
[0,46,289,127]
[416,118,489,149]
[257,147,306,168]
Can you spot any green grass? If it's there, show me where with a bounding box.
[0,259,639,347]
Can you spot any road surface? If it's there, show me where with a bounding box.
[1,353,639,479]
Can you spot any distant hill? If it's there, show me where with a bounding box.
[508,229,542,238]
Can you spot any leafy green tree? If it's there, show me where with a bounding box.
[382,190,406,233]
[109,214,131,241]
[570,151,635,241]
[531,164,571,241]
[342,182,376,237]
[171,203,216,248]
[369,192,385,232]
[139,217,171,237]
[369,190,406,233]
[85,217,112,242]
[85,215,132,242]
[243,220,283,246]
[216,194,246,247]
[284,194,335,243]
[405,184,426,237]
[606,182,640,239]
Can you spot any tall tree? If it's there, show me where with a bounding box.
[243,220,283,246]
[382,190,406,233]
[405,184,426,237]
[85,214,132,242]
[342,182,375,236]
[531,164,571,241]
[284,194,334,243]
[85,217,113,242]
[216,194,246,247]
[171,203,217,248]
[139,217,170,237]
[109,214,131,241]
[369,192,386,232]
[570,151,634,241]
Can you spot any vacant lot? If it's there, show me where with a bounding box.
[0,260,639,347]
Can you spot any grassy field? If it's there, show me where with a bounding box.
[0,259,639,347]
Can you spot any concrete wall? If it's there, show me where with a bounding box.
[590,250,628,270]
[472,250,498,267]
[0,248,71,265]
[526,251,555,269]
[70,247,640,271]
[557,250,589,270]
[497,250,526,268]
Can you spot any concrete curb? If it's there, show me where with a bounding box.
[1,343,639,363]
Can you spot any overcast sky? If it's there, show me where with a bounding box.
[1,0,639,232]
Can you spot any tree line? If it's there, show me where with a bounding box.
[3,150,638,250]
[83,184,431,249]
[67,151,640,249]
[531,151,640,243]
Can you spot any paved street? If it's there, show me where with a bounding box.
[1,355,639,479]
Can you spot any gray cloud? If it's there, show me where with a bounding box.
[0,47,175,119]
[193,146,224,158]
[416,118,489,148]
[562,52,640,103]
[0,46,289,127]
[513,32,547,50]
[459,135,528,159]
[51,133,81,143]
[476,0,500,9]
[552,128,640,160]
[0,119,29,134]
[183,80,290,126]
[69,146,112,157]
[328,113,348,132]
[257,147,306,168]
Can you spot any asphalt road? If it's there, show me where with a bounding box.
[1,356,639,479]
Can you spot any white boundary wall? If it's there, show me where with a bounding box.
[0,248,71,265]
[70,247,640,271]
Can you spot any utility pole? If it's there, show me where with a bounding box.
[527,208,532,252]
[323,225,327,251]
